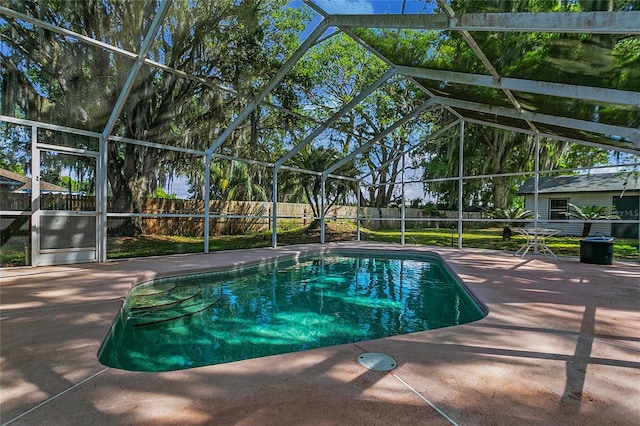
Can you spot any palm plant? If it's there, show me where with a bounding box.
[288,145,358,229]
[489,206,535,241]
[562,203,620,237]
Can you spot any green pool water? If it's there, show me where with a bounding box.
[98,251,486,372]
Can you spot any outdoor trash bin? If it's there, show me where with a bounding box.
[580,237,614,265]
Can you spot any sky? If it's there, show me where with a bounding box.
[165,174,426,202]
[312,0,375,13]
[308,0,437,14]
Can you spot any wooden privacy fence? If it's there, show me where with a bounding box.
[2,194,483,236]
[137,201,456,235]
[1,193,97,211]
[120,201,483,235]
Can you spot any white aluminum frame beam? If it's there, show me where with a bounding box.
[0,6,136,58]
[395,66,640,107]
[324,98,438,177]
[101,0,172,141]
[358,116,461,183]
[0,6,377,145]
[327,11,640,34]
[341,27,466,124]
[108,135,206,156]
[457,120,464,249]
[203,152,211,253]
[395,160,640,186]
[434,0,538,134]
[465,117,640,156]
[206,20,329,156]
[0,115,101,139]
[333,21,469,137]
[433,97,640,149]
[341,19,468,126]
[463,118,535,136]
[98,0,170,263]
[274,69,395,168]
[30,126,39,265]
[400,152,406,245]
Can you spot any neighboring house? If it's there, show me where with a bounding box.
[0,169,68,194]
[517,172,640,238]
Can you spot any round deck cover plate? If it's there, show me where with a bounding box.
[357,352,396,371]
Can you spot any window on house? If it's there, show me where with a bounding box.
[549,198,569,220]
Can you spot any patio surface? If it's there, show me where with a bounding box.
[1,242,639,425]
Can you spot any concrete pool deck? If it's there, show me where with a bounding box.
[1,242,639,425]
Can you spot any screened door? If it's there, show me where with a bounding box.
[34,149,99,266]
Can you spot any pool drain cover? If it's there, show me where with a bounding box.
[357,352,396,371]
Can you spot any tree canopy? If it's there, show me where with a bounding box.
[1,0,636,234]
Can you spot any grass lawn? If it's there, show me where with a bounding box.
[2,225,638,267]
[105,225,639,262]
[105,223,355,259]
[362,227,639,261]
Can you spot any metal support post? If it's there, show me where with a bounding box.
[356,183,361,241]
[31,126,40,266]
[401,154,406,245]
[272,167,278,248]
[97,135,108,261]
[320,177,326,244]
[534,134,540,254]
[458,121,464,248]
[204,153,211,253]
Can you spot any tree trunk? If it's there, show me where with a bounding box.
[492,176,507,210]
[306,218,321,231]
[107,143,159,236]
[582,223,592,238]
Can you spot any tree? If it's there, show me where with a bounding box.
[562,203,620,237]
[489,206,535,241]
[150,187,177,200]
[1,0,310,234]
[412,126,611,211]
[290,32,439,210]
[202,160,267,202]
[355,0,625,212]
[287,145,357,226]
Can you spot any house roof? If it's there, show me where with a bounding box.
[517,172,640,195]
[0,169,68,193]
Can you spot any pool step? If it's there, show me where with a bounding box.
[131,300,219,327]
[133,282,177,297]
[127,286,223,327]
[129,287,202,311]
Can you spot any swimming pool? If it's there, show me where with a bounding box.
[98,250,486,372]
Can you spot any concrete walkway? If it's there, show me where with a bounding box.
[1,243,639,425]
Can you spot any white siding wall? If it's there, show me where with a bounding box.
[524,192,617,236]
